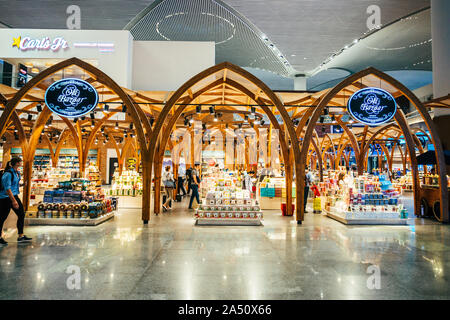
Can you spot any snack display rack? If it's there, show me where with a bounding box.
[258,177,295,210]
[106,170,143,196]
[321,173,409,225]
[195,171,263,226]
[27,179,117,226]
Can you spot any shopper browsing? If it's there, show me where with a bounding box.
[162,166,175,212]
[0,157,32,245]
[188,163,201,210]
[177,165,187,197]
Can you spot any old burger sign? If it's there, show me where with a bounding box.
[12,36,69,52]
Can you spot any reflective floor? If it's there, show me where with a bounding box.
[1,195,449,300]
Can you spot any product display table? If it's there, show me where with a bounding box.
[324,209,409,225]
[25,210,115,226]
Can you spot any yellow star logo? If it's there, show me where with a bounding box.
[12,36,21,48]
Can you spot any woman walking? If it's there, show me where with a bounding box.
[162,166,175,212]
[0,157,32,245]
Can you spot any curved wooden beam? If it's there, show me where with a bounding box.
[298,67,448,222]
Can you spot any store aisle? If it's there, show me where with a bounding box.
[0,197,448,300]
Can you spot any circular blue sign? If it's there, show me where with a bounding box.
[45,78,98,118]
[347,87,397,126]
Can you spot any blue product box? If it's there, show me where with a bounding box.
[43,196,53,203]
[53,197,63,203]
[44,190,55,197]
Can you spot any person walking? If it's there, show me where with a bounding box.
[162,166,175,212]
[0,157,32,245]
[185,167,193,195]
[188,164,201,209]
[304,168,313,213]
[177,165,187,197]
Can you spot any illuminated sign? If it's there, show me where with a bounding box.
[12,36,69,51]
[347,87,397,126]
[45,78,98,118]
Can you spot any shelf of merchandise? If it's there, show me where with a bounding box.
[107,170,143,196]
[25,210,115,226]
[195,171,263,226]
[258,177,295,210]
[320,172,409,225]
[87,165,102,187]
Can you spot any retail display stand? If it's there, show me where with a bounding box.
[321,171,410,225]
[195,171,263,226]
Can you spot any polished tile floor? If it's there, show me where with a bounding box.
[0,195,449,300]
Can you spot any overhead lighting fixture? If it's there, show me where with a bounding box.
[122,104,127,113]
[36,104,42,112]
[27,114,33,121]
[209,106,215,114]
[189,117,194,124]
[250,107,255,115]
[90,112,95,120]
[115,122,119,130]
[196,105,201,113]
[129,123,133,130]
[100,127,104,133]
[73,118,78,123]
[260,120,265,126]
[214,114,218,122]
[104,104,109,112]
[149,118,154,126]
[91,121,95,128]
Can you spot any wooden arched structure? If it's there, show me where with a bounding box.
[147,62,302,221]
[299,67,448,222]
[0,57,151,212]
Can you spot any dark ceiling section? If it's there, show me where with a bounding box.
[0,0,153,30]
[225,0,430,72]
[0,0,430,76]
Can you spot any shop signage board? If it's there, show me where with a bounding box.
[12,36,69,52]
[45,78,98,118]
[127,158,137,170]
[347,87,397,126]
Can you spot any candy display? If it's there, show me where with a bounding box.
[106,170,143,196]
[195,171,263,224]
[321,172,406,221]
[36,181,117,220]
[36,198,117,219]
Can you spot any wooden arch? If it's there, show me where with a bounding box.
[0,57,150,213]
[299,67,448,222]
[147,62,302,222]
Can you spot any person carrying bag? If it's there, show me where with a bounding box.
[162,166,175,212]
[0,157,32,245]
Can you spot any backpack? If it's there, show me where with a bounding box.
[0,169,14,191]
